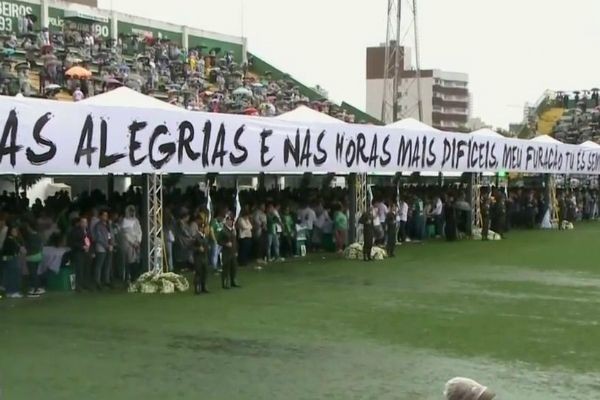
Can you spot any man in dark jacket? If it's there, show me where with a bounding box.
[385,204,398,257]
[218,214,240,289]
[68,217,91,292]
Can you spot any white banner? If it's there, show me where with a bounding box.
[0,96,599,175]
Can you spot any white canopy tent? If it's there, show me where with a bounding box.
[530,134,562,144]
[386,117,441,132]
[276,105,344,123]
[79,87,184,111]
[580,140,600,148]
[471,128,504,138]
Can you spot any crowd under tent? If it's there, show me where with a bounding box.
[2,93,599,272]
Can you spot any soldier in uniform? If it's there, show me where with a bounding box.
[480,188,491,241]
[218,214,240,289]
[193,213,210,294]
[359,207,374,261]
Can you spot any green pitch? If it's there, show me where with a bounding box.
[2,224,600,399]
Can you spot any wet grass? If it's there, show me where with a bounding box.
[1,223,600,399]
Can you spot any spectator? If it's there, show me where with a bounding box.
[2,225,24,298]
[333,202,348,254]
[385,204,398,257]
[173,211,194,272]
[68,217,92,292]
[121,205,142,281]
[281,205,296,258]
[252,203,267,265]
[23,220,44,297]
[73,86,84,102]
[209,210,224,271]
[398,196,408,243]
[266,203,282,262]
[236,209,253,266]
[92,210,113,289]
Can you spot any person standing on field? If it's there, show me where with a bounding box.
[218,214,240,289]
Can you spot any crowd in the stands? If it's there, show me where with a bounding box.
[550,90,600,145]
[1,22,358,122]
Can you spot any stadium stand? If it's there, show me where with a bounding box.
[0,0,379,124]
[528,90,600,144]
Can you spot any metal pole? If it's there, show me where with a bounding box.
[392,0,402,123]
[412,0,424,122]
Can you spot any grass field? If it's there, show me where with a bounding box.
[2,224,600,399]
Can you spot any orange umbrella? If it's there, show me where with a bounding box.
[65,66,92,79]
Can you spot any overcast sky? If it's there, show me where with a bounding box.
[99,0,599,128]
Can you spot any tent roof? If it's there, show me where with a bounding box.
[471,128,503,138]
[276,105,344,123]
[386,118,441,132]
[580,140,600,148]
[530,135,562,144]
[80,87,183,111]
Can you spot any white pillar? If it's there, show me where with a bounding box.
[182,26,189,49]
[41,0,49,29]
[242,37,248,63]
[111,10,118,41]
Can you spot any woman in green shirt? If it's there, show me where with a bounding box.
[333,202,348,254]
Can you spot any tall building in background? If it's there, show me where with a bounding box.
[366,44,470,130]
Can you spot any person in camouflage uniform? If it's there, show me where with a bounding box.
[218,214,240,289]
[193,213,210,294]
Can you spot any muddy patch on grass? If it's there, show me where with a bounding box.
[168,333,318,360]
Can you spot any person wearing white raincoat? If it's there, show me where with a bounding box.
[120,205,142,281]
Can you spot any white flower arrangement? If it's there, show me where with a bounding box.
[128,271,190,294]
[344,243,387,261]
[561,220,575,230]
[472,228,502,241]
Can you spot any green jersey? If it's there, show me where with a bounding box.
[334,211,348,230]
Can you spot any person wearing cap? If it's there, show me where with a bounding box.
[444,377,495,400]
[218,213,240,289]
